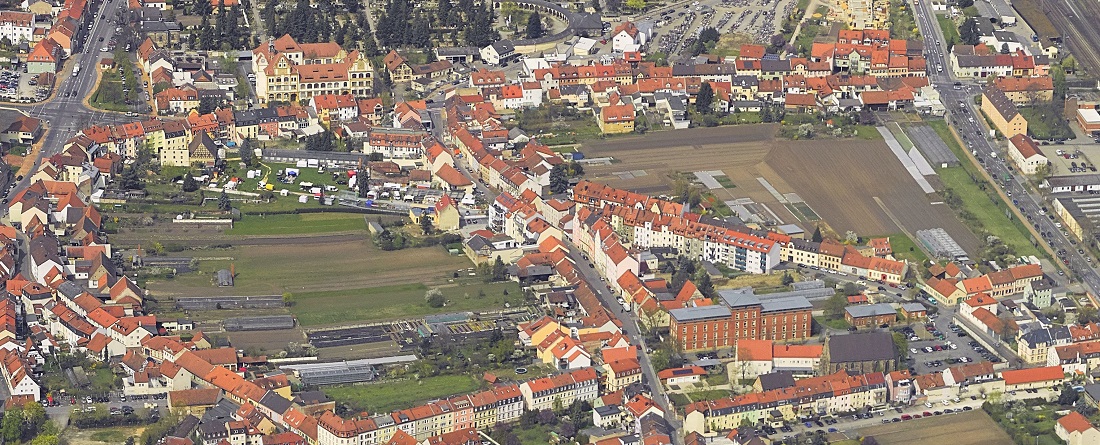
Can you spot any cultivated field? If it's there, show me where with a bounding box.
[856,410,1013,445]
[146,239,471,297]
[227,329,308,351]
[582,125,980,254]
[225,213,368,236]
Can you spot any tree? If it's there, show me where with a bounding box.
[425,288,445,308]
[31,436,60,445]
[1058,385,1080,405]
[239,138,253,166]
[526,11,545,39]
[491,256,507,281]
[182,174,199,192]
[1079,305,1099,325]
[625,0,645,9]
[356,168,371,198]
[537,408,557,424]
[282,292,295,306]
[218,191,232,211]
[695,82,714,114]
[420,214,433,235]
[305,130,336,151]
[811,226,823,242]
[198,96,222,114]
[695,272,716,299]
[781,272,794,286]
[2,407,22,443]
[959,19,980,45]
[549,165,568,194]
[823,292,847,319]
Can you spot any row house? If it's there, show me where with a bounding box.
[365,127,429,160]
[519,367,600,412]
[683,370,887,433]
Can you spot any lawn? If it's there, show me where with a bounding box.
[815,315,850,330]
[874,233,929,266]
[1019,107,1074,140]
[90,429,135,443]
[324,374,482,413]
[226,213,367,236]
[289,280,523,326]
[928,120,1039,257]
[936,14,960,46]
[682,389,732,401]
[146,238,473,298]
[854,124,884,140]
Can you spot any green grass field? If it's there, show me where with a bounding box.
[324,375,481,413]
[854,125,884,140]
[290,280,523,326]
[146,239,472,298]
[936,14,960,46]
[226,213,367,236]
[929,120,1039,256]
[875,233,930,266]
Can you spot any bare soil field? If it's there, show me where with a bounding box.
[228,329,308,352]
[583,125,980,253]
[856,410,1012,445]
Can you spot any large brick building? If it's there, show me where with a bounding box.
[668,293,813,353]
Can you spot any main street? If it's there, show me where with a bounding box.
[4,0,136,192]
[910,0,1100,295]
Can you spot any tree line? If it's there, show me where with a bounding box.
[375,0,500,49]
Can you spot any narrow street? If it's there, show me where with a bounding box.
[562,241,685,442]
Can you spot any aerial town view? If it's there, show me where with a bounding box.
[2,0,1100,443]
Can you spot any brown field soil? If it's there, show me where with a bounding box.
[228,329,308,352]
[145,238,471,297]
[1013,0,1059,39]
[856,410,1013,445]
[316,341,403,361]
[582,125,980,253]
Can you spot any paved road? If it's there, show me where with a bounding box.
[911,0,1100,295]
[562,242,683,442]
[3,0,136,195]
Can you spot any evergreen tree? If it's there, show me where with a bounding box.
[438,0,453,26]
[526,11,545,39]
[239,138,253,166]
[218,191,232,211]
[548,164,568,194]
[695,82,714,114]
[198,96,222,114]
[491,256,507,281]
[356,167,370,198]
[811,226,823,242]
[182,174,199,192]
[197,14,216,50]
[959,19,980,45]
[420,214,433,234]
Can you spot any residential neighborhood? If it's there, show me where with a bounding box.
[1,0,1100,443]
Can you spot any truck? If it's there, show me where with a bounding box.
[1000,15,1016,26]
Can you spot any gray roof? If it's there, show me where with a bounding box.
[1046,174,1100,188]
[1019,326,1071,347]
[258,391,293,414]
[720,292,761,308]
[490,40,515,54]
[669,305,732,322]
[827,331,896,363]
[844,303,896,318]
[792,279,826,291]
[757,370,795,391]
[594,405,622,416]
[983,86,1020,121]
[1084,383,1100,403]
[760,296,813,313]
[900,302,927,313]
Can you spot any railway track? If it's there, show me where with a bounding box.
[1041,0,1100,76]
